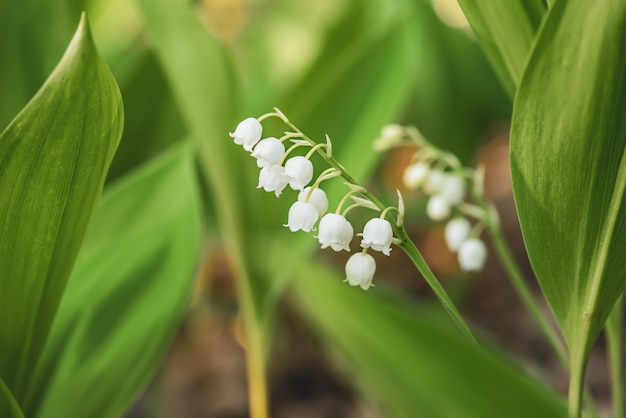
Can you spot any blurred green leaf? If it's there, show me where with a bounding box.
[24,144,202,418]
[407,1,510,162]
[134,0,275,413]
[456,0,546,96]
[282,0,418,186]
[0,14,123,400]
[0,379,24,418]
[107,48,186,182]
[290,263,567,418]
[510,0,626,397]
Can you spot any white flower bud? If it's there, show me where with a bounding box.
[373,124,404,151]
[345,252,376,290]
[284,156,314,190]
[441,174,466,205]
[444,217,471,251]
[458,238,487,272]
[285,201,319,232]
[426,195,451,221]
[251,137,285,168]
[425,170,446,194]
[317,213,354,251]
[360,218,393,256]
[258,165,288,197]
[298,187,328,217]
[229,117,262,151]
[403,162,430,190]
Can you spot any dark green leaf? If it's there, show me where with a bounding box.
[0,14,123,400]
[511,0,626,372]
[25,144,202,418]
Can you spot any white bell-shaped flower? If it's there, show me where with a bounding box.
[345,252,376,290]
[458,238,487,272]
[229,117,262,152]
[441,174,466,205]
[444,217,471,251]
[251,137,285,168]
[360,218,393,256]
[425,170,446,194]
[298,187,328,217]
[426,195,451,221]
[285,201,319,232]
[403,162,430,190]
[284,156,314,190]
[258,165,288,197]
[317,213,354,251]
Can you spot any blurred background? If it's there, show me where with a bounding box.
[0,0,618,416]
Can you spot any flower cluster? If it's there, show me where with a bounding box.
[230,110,403,290]
[375,125,488,272]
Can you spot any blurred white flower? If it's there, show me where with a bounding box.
[284,156,314,190]
[345,252,376,290]
[425,170,446,194]
[441,174,466,205]
[317,213,354,251]
[444,217,471,251]
[229,117,262,152]
[403,162,430,190]
[458,238,487,271]
[298,187,328,217]
[285,201,319,232]
[257,165,288,197]
[426,195,451,221]
[251,137,285,168]
[373,124,404,151]
[360,218,393,256]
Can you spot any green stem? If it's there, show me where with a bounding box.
[607,295,624,418]
[476,197,598,417]
[396,227,479,347]
[487,223,568,364]
[569,346,587,418]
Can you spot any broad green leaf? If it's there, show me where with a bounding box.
[510,0,626,397]
[0,14,123,400]
[24,144,201,418]
[0,379,24,418]
[289,263,568,418]
[456,0,546,96]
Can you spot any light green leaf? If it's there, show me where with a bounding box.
[23,144,201,418]
[0,379,24,418]
[456,0,546,96]
[510,0,626,409]
[0,13,123,400]
[290,263,568,418]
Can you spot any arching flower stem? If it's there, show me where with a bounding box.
[273,107,477,345]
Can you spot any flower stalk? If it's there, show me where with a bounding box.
[241,108,477,344]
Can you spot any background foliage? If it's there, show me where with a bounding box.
[0,0,623,417]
